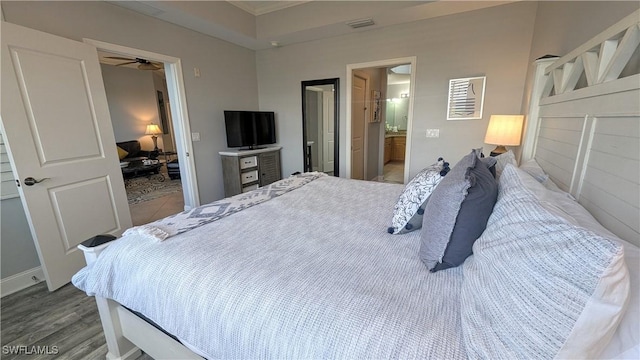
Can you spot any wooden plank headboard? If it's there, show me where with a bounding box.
[523,10,640,245]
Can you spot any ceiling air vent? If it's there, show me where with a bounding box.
[346,18,375,29]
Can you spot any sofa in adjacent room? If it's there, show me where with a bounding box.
[116,140,154,163]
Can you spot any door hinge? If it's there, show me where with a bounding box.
[15,179,21,187]
[186,152,190,157]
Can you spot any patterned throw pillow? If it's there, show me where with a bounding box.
[388,158,449,234]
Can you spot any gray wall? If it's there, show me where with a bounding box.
[2,0,259,204]
[519,1,640,128]
[529,1,639,61]
[256,1,539,178]
[101,65,165,151]
[0,198,40,278]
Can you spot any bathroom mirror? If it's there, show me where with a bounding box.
[301,78,339,176]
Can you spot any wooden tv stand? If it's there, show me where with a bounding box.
[219,146,282,197]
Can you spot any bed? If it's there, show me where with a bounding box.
[73,10,639,360]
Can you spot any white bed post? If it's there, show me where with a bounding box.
[78,243,142,360]
[521,56,557,163]
[95,297,142,360]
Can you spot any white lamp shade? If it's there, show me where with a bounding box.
[484,115,524,146]
[145,124,162,135]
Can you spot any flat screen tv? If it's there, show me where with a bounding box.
[224,111,276,149]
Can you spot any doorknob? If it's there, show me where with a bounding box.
[23,177,49,186]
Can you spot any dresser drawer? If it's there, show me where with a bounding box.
[239,156,257,169]
[242,183,259,193]
[241,170,259,184]
[220,147,281,198]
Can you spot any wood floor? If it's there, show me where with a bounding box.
[1,282,153,360]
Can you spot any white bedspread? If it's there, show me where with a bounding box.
[73,176,467,359]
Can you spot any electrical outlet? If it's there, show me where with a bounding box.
[426,129,440,138]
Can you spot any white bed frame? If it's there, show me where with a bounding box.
[79,10,640,360]
[522,9,639,246]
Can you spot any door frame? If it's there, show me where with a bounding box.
[83,39,200,209]
[345,56,417,183]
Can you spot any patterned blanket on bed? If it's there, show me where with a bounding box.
[123,172,328,241]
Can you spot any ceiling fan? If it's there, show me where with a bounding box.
[105,56,162,70]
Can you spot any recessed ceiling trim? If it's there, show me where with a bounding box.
[107,1,165,17]
[228,1,311,16]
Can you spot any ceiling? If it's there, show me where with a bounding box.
[107,1,517,50]
[228,1,311,16]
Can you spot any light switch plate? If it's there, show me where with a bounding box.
[426,129,440,138]
[191,132,200,141]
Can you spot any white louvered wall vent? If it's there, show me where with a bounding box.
[0,132,19,199]
[346,18,375,29]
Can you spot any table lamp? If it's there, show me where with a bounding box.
[145,123,162,151]
[484,115,524,156]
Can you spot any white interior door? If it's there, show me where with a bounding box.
[1,22,132,291]
[315,92,324,172]
[322,90,334,173]
[351,74,366,180]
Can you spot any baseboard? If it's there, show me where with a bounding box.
[1,267,44,297]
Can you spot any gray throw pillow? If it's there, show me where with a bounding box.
[430,157,498,271]
[419,149,498,271]
[480,156,497,178]
[388,159,449,234]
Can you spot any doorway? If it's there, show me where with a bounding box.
[1,24,199,291]
[85,39,200,212]
[346,57,416,183]
[98,52,185,225]
[383,64,412,184]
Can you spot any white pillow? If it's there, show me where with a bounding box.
[519,158,549,182]
[600,239,640,359]
[461,164,630,359]
[494,150,517,178]
[520,158,575,199]
[515,166,639,359]
[388,159,447,234]
[514,166,614,238]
